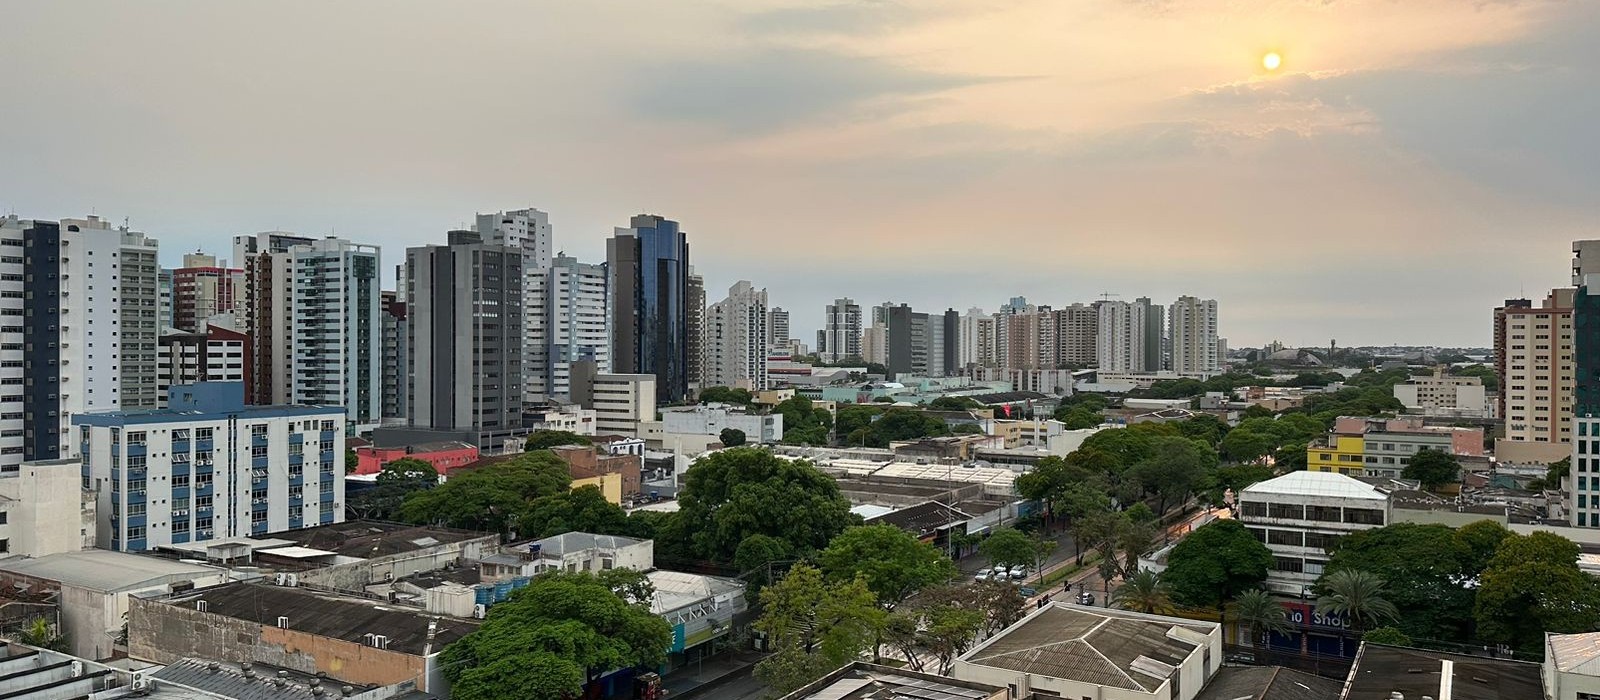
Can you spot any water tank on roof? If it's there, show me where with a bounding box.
[494,580,513,602]
[474,586,493,606]
[528,543,541,556]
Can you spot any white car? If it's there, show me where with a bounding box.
[1009,565,1027,580]
[974,571,991,582]
[992,565,1009,576]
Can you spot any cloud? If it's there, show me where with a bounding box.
[626,47,1003,134]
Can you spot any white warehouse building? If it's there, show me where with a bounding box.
[74,382,346,552]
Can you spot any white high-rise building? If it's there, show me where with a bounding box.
[768,307,790,348]
[1168,296,1220,373]
[477,208,554,271]
[1095,301,1146,372]
[289,238,382,426]
[820,298,862,363]
[703,281,769,390]
[959,308,996,369]
[528,254,610,403]
[75,382,346,552]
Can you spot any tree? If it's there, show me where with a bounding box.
[1475,531,1600,652]
[1315,569,1400,632]
[518,486,632,540]
[1454,519,1511,575]
[1402,448,1461,490]
[1127,436,1216,514]
[1232,589,1292,647]
[1015,456,1110,533]
[399,451,571,534]
[979,528,1046,569]
[344,447,359,474]
[1363,626,1413,647]
[1163,520,1272,609]
[1219,429,1272,464]
[14,616,67,652]
[440,570,672,700]
[928,396,982,411]
[775,397,834,446]
[1176,415,1230,448]
[1112,570,1174,615]
[818,524,956,608]
[719,428,747,447]
[347,457,439,521]
[733,534,793,592]
[1321,522,1473,640]
[856,408,950,447]
[698,386,754,406]
[1205,464,1274,507]
[672,448,859,564]
[524,430,591,451]
[1055,406,1104,430]
[754,565,884,696]
[835,404,884,437]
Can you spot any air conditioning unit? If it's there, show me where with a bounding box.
[473,604,486,619]
[275,573,287,586]
[285,574,298,587]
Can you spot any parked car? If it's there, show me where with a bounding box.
[1076,592,1096,606]
[974,571,991,582]
[1009,565,1027,580]
[1019,586,1038,597]
[992,564,1009,576]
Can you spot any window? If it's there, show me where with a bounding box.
[1305,532,1342,552]
[197,495,213,509]
[1344,508,1385,525]
[1239,501,1266,518]
[1306,505,1341,522]
[1267,503,1305,519]
[128,526,145,540]
[1267,529,1303,547]
[1273,556,1304,573]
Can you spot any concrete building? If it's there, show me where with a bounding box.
[1236,471,1389,595]
[550,444,643,498]
[171,252,245,333]
[570,361,655,437]
[0,549,229,660]
[996,308,1054,371]
[703,281,770,391]
[525,531,654,573]
[886,304,930,378]
[1096,300,1146,372]
[1137,297,1165,371]
[659,404,784,443]
[861,323,889,367]
[1546,631,1600,700]
[74,382,346,551]
[608,215,692,404]
[686,269,705,396]
[155,323,250,409]
[235,231,314,407]
[527,254,610,404]
[130,580,478,693]
[781,663,1009,700]
[958,307,996,370]
[1053,303,1099,368]
[1393,367,1493,418]
[954,604,1222,700]
[1344,643,1541,700]
[353,440,478,476]
[820,298,863,364]
[1496,289,1575,463]
[1168,296,1219,374]
[107,224,164,411]
[379,290,407,421]
[768,306,789,348]
[0,458,95,558]
[289,238,381,426]
[1574,240,1600,527]
[524,403,597,435]
[406,232,523,446]
[1307,416,1484,478]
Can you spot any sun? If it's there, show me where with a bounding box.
[1262,52,1282,71]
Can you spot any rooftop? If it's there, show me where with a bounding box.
[531,531,648,557]
[151,658,385,700]
[647,570,745,616]
[266,520,490,559]
[0,550,223,592]
[865,501,973,537]
[969,391,1051,405]
[169,581,479,656]
[1548,631,1600,675]
[960,604,1215,692]
[1342,644,1542,700]
[1241,471,1388,501]
[779,662,1002,700]
[1194,666,1341,700]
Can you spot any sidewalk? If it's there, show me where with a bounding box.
[660,650,765,698]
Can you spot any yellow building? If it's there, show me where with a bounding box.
[571,473,623,504]
[1306,435,1366,475]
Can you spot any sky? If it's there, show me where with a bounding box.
[2,0,1596,348]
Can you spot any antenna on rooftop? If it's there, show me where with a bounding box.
[1098,292,1120,301]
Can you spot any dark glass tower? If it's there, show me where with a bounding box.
[608,215,690,404]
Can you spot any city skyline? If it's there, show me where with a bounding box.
[5,1,1595,347]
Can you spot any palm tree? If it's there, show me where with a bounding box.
[1316,569,1400,632]
[1232,589,1292,648]
[15,617,67,652]
[1112,570,1175,615]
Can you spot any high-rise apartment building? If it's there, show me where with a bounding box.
[476,208,553,271]
[1570,241,1600,526]
[958,308,996,369]
[820,298,863,363]
[75,382,345,551]
[1136,297,1165,371]
[158,269,175,329]
[1496,290,1574,455]
[861,324,888,367]
[109,225,162,411]
[768,307,790,348]
[996,309,1054,371]
[156,323,250,409]
[172,253,245,332]
[528,254,610,403]
[703,281,770,390]
[886,304,930,377]
[939,309,960,377]
[608,215,690,404]
[235,231,314,406]
[289,238,381,425]
[1053,304,1098,368]
[380,290,408,421]
[570,361,656,437]
[406,232,523,444]
[1168,296,1220,373]
[1095,301,1146,372]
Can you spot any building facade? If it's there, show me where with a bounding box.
[703,281,770,391]
[1137,297,1165,371]
[380,290,408,420]
[171,252,245,333]
[528,254,610,403]
[156,324,250,408]
[234,231,314,406]
[768,307,789,348]
[1496,289,1575,460]
[290,238,381,426]
[1168,296,1219,374]
[608,215,691,403]
[1096,300,1146,372]
[0,458,96,558]
[686,270,705,396]
[570,361,656,437]
[406,231,524,445]
[1052,303,1098,368]
[1393,367,1493,418]
[1571,240,1600,527]
[1237,471,1390,595]
[820,297,863,363]
[74,382,346,552]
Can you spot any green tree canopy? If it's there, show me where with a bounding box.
[1112,569,1175,615]
[347,457,439,521]
[672,448,859,564]
[1363,626,1414,647]
[853,408,951,447]
[1454,519,1511,575]
[399,451,571,534]
[1402,448,1461,490]
[719,428,747,447]
[1315,569,1400,632]
[518,485,633,540]
[524,430,592,451]
[1475,531,1600,652]
[754,564,884,696]
[775,397,834,446]
[1233,589,1293,646]
[440,570,672,700]
[835,404,885,438]
[1127,435,1217,514]
[1015,456,1110,526]
[818,524,956,607]
[1321,522,1474,640]
[1163,520,1273,609]
[699,386,755,406]
[978,527,1048,568]
[1175,414,1230,447]
[928,396,983,411]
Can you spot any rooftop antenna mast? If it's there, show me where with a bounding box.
[1098,292,1120,301]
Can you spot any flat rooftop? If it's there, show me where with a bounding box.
[265,520,490,559]
[960,604,1214,692]
[780,662,1002,700]
[1194,666,1341,700]
[1342,644,1542,700]
[168,581,479,656]
[0,550,222,592]
[152,658,383,700]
